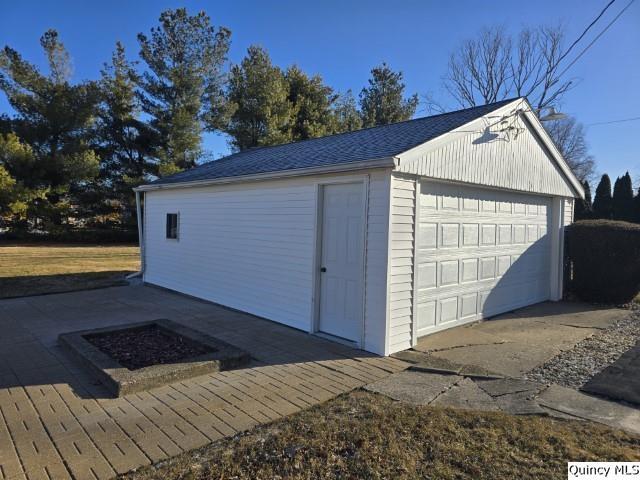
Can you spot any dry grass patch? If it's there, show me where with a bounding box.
[0,243,139,298]
[125,390,639,480]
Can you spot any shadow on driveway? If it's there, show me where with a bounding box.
[0,271,133,299]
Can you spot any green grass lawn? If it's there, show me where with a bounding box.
[0,243,140,298]
[124,390,640,480]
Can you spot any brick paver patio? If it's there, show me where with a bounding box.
[0,285,407,480]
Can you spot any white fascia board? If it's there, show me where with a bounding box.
[518,100,585,199]
[134,157,397,192]
[395,98,585,199]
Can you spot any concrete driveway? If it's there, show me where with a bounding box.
[376,301,640,436]
[413,301,626,377]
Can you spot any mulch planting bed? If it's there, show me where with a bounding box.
[85,323,216,370]
[60,319,250,396]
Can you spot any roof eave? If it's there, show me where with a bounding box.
[134,156,397,192]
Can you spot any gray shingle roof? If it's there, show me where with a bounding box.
[148,98,518,186]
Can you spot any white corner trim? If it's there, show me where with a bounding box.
[557,200,567,300]
[383,175,395,356]
[411,178,421,347]
[135,191,145,275]
[360,175,371,350]
[549,197,563,301]
[310,183,322,335]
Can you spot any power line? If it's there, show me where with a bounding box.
[588,116,640,126]
[557,0,636,79]
[557,0,617,65]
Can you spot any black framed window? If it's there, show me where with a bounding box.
[166,213,179,239]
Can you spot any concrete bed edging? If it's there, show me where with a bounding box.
[58,318,251,397]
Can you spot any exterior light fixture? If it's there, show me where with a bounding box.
[539,107,567,122]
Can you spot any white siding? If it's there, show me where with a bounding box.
[397,114,575,198]
[387,175,416,354]
[563,198,574,227]
[364,172,391,354]
[143,169,391,355]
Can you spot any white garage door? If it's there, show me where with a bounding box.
[416,181,552,337]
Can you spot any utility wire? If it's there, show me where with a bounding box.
[557,0,617,65]
[588,116,640,126]
[557,0,636,79]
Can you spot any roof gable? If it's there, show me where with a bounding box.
[396,99,583,198]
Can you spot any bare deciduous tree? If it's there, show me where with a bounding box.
[444,25,595,181]
[544,117,595,182]
[445,27,512,108]
[445,25,573,111]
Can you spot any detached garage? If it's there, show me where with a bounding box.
[134,97,584,356]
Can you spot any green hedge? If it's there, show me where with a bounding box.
[565,220,640,304]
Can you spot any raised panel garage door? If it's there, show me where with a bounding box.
[416,181,552,337]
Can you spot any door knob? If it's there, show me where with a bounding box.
[320,267,327,272]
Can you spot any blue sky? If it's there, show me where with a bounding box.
[1,0,639,182]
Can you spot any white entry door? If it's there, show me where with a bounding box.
[416,181,552,337]
[318,183,365,342]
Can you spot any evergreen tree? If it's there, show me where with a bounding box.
[592,174,613,219]
[612,176,622,215]
[137,8,231,174]
[0,134,33,224]
[359,63,418,127]
[225,46,292,151]
[285,65,337,141]
[0,163,17,219]
[226,51,366,150]
[612,171,634,221]
[92,42,158,227]
[0,114,11,135]
[0,30,100,230]
[331,90,362,133]
[574,180,592,220]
